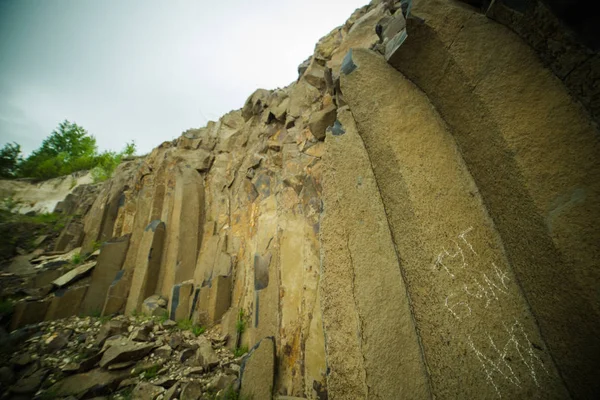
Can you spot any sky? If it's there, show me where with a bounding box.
[0,0,368,156]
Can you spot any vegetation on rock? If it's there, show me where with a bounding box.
[0,120,136,182]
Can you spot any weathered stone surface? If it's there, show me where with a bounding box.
[49,369,129,397]
[153,345,172,359]
[341,47,570,399]
[180,381,203,400]
[10,299,50,331]
[321,102,429,399]
[126,221,166,314]
[240,337,275,400]
[195,336,219,370]
[170,280,194,321]
[96,320,128,347]
[131,382,165,400]
[308,105,337,141]
[52,262,95,288]
[45,285,89,320]
[99,340,155,368]
[80,235,130,316]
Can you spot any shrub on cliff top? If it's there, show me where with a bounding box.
[1,120,136,181]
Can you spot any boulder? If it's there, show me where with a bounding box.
[96,320,128,347]
[10,368,48,394]
[164,382,180,400]
[239,337,275,400]
[195,336,219,370]
[180,381,203,400]
[141,295,168,317]
[153,345,172,359]
[51,262,95,288]
[209,373,237,391]
[99,340,155,368]
[131,382,165,400]
[49,368,129,397]
[308,105,337,141]
[42,329,72,353]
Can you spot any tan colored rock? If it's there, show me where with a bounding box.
[170,280,195,321]
[80,235,130,315]
[99,340,155,368]
[45,285,89,320]
[240,337,275,400]
[341,47,570,399]
[49,368,129,397]
[126,221,166,314]
[308,104,337,141]
[52,261,95,288]
[10,298,51,331]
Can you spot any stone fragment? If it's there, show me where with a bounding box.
[80,235,130,315]
[51,262,95,288]
[96,320,128,347]
[153,376,177,388]
[10,299,51,331]
[61,362,81,373]
[239,337,275,400]
[158,321,174,331]
[195,336,219,370]
[126,221,166,314]
[209,374,237,391]
[154,345,172,359]
[142,295,168,317]
[45,285,89,320]
[99,341,155,368]
[180,381,203,400]
[107,361,136,371]
[303,62,327,90]
[49,368,129,397]
[163,382,180,400]
[308,105,337,141]
[43,329,72,353]
[297,56,312,77]
[180,348,196,363]
[169,280,194,321]
[0,366,14,387]
[131,382,165,400]
[130,327,150,342]
[10,368,48,394]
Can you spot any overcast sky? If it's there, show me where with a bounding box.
[0,0,367,156]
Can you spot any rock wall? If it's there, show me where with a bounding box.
[7,0,600,398]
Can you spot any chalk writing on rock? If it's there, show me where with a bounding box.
[467,320,550,398]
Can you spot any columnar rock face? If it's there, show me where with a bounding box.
[6,0,599,399]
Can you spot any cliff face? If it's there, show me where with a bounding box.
[5,0,600,399]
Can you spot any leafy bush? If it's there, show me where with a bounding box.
[1,120,137,181]
[0,142,22,178]
[233,345,248,358]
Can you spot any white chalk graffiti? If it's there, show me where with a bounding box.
[467,320,549,398]
[434,227,511,311]
[435,227,551,397]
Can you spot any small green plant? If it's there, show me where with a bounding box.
[140,365,159,380]
[233,345,248,358]
[236,309,246,335]
[192,325,205,336]
[177,318,205,336]
[156,310,169,324]
[92,240,102,252]
[71,252,82,265]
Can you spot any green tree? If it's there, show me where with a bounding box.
[18,120,98,179]
[0,142,22,178]
[123,141,136,157]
